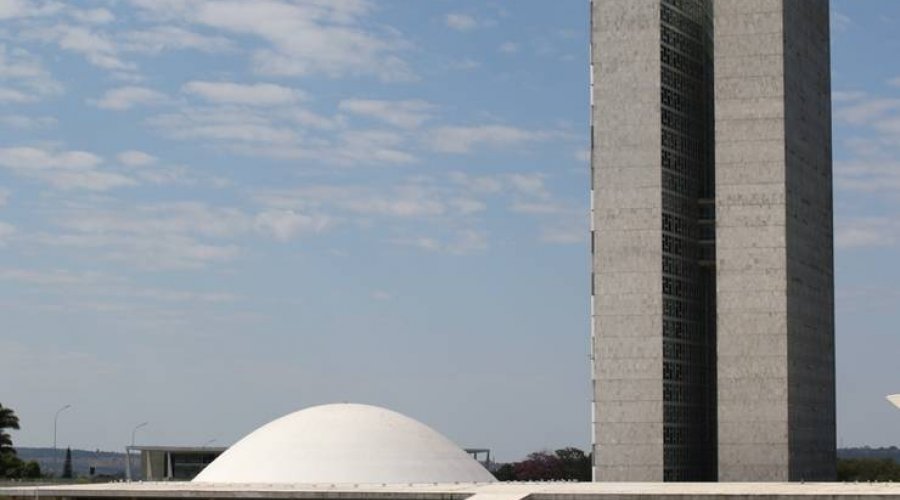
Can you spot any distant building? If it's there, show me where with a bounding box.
[591,0,835,482]
[3,404,899,500]
[127,446,226,481]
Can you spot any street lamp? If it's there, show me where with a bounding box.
[888,394,900,409]
[52,404,72,477]
[126,422,148,481]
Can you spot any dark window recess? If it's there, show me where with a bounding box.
[659,0,717,482]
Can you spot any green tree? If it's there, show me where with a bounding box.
[19,460,42,479]
[62,447,73,479]
[554,447,592,482]
[0,402,33,479]
[0,453,42,480]
[492,447,593,482]
[0,403,21,453]
[837,458,900,481]
[492,463,517,481]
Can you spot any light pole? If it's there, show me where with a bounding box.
[52,404,72,477]
[127,422,148,481]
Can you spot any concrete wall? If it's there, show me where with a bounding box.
[591,0,665,482]
[714,0,834,481]
[782,0,836,481]
[714,0,790,481]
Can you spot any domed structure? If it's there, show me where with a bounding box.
[193,403,495,484]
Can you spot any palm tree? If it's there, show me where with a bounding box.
[0,403,21,453]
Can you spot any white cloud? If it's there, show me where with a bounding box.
[70,7,114,24]
[509,201,567,215]
[0,0,29,19]
[0,188,8,207]
[0,87,29,102]
[183,81,305,106]
[0,146,102,169]
[574,148,590,163]
[449,58,480,71]
[149,103,418,166]
[37,199,339,268]
[393,229,488,255]
[338,99,435,128]
[835,98,900,125]
[90,86,168,110]
[132,0,415,82]
[0,114,57,130]
[254,210,330,241]
[59,202,250,238]
[122,26,233,54]
[0,44,63,101]
[833,90,866,103]
[836,217,900,249]
[42,202,248,269]
[0,0,62,20]
[149,107,298,146]
[832,12,851,32]
[449,171,549,198]
[540,217,587,244]
[371,290,392,301]
[0,146,137,191]
[335,129,417,165]
[253,169,572,250]
[445,13,477,31]
[25,24,134,72]
[836,160,900,193]
[874,116,900,136]
[37,230,241,270]
[427,125,556,153]
[117,150,157,167]
[0,221,15,244]
[449,171,584,246]
[449,198,486,215]
[257,184,448,218]
[499,41,519,54]
[0,267,109,286]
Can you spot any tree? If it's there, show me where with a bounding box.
[0,403,42,479]
[493,463,517,481]
[514,451,563,481]
[0,403,21,453]
[19,460,42,479]
[837,458,900,481]
[493,447,593,482]
[0,453,42,480]
[554,447,592,482]
[62,447,73,479]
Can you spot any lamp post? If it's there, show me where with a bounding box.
[127,422,148,481]
[52,404,72,477]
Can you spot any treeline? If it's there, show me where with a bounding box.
[837,458,900,481]
[491,448,900,482]
[493,447,591,481]
[839,446,900,463]
[0,403,42,479]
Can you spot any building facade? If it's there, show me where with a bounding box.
[590,0,834,482]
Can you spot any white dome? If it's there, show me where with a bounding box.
[193,403,495,484]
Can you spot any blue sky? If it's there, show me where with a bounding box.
[0,0,898,461]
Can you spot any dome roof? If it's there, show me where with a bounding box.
[193,403,495,484]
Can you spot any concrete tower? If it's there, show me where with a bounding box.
[590,0,834,482]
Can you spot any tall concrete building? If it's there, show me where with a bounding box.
[590,0,834,482]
